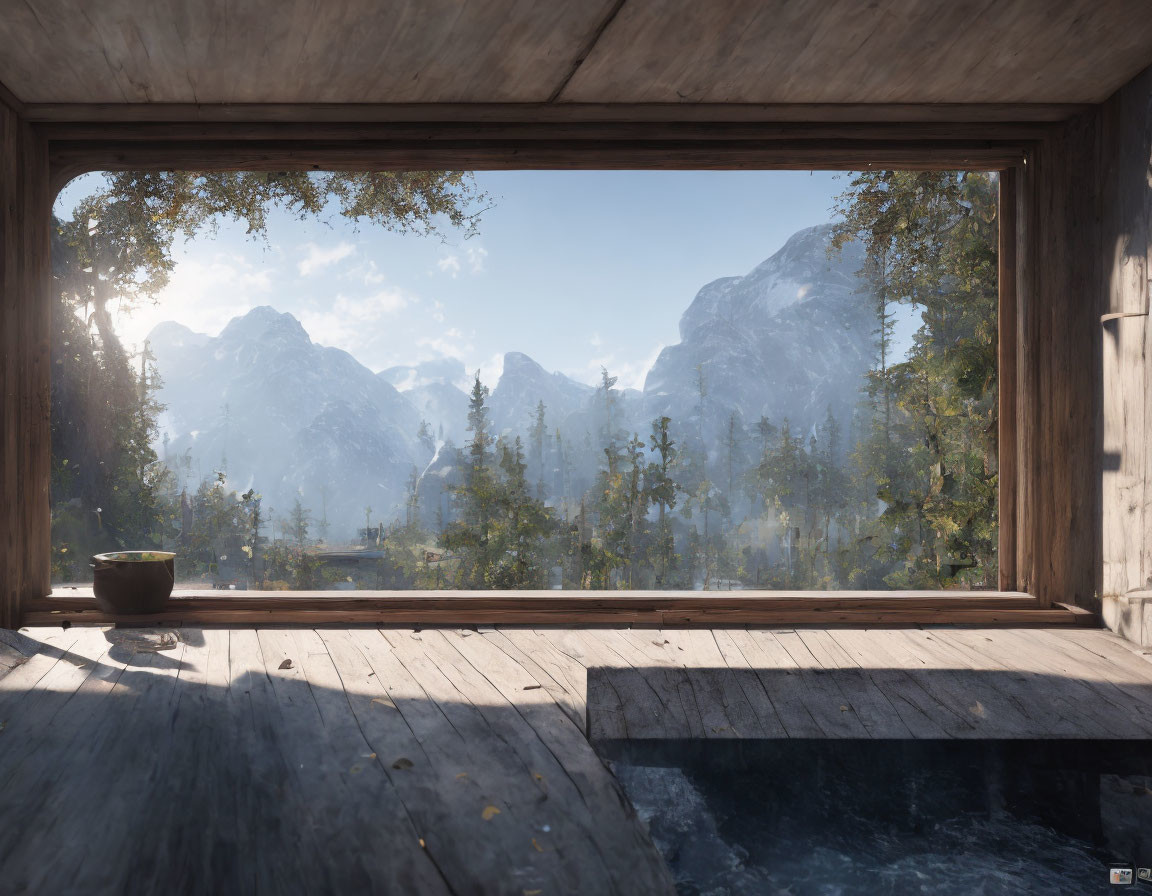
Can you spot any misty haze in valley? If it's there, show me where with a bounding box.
[150,224,874,566]
[52,168,998,592]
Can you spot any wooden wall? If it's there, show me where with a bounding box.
[2,86,1148,623]
[1011,110,1103,609]
[1100,66,1152,604]
[0,100,50,630]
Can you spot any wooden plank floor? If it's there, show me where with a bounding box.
[582,627,1152,741]
[0,625,675,896]
[2,625,1152,894]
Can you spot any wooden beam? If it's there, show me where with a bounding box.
[37,588,1045,609]
[20,596,1096,628]
[998,166,1019,591]
[1015,113,1102,609]
[0,79,25,116]
[44,133,1033,198]
[20,102,1094,126]
[35,120,1056,143]
[0,105,51,630]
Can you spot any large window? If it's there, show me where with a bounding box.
[49,169,998,593]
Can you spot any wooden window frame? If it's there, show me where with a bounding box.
[5,111,1062,626]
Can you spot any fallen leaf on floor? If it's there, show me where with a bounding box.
[456,772,468,780]
[524,890,542,896]
[969,701,986,717]
[839,705,848,712]
[522,684,542,691]
[278,659,293,670]
[532,838,544,853]
[419,838,426,848]
[482,805,501,820]
[392,757,414,770]
[349,764,363,775]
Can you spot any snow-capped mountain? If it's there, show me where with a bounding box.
[150,306,423,538]
[147,223,878,535]
[642,224,872,447]
[488,352,594,437]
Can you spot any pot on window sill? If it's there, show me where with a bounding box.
[91,551,175,615]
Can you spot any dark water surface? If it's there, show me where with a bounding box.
[607,740,1152,896]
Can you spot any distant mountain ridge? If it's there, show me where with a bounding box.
[150,306,421,536]
[643,224,870,445]
[147,223,874,536]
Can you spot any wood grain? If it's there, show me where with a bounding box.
[585,626,1152,742]
[1015,111,1102,608]
[0,624,676,893]
[0,103,51,630]
[561,0,1152,105]
[0,1,1149,105]
[21,102,1092,125]
[1099,64,1152,601]
[998,166,1018,591]
[21,590,1097,627]
[5,622,1152,891]
[0,0,620,104]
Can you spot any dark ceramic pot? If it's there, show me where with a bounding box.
[91,551,175,614]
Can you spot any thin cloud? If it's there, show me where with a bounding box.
[466,246,488,274]
[298,242,355,276]
[436,255,461,278]
[116,251,274,351]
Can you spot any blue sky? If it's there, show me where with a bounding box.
[55,170,847,389]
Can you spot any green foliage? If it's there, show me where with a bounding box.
[50,168,486,582]
[831,170,999,588]
[50,167,997,593]
[440,382,556,588]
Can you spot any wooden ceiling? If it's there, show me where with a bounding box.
[1,0,1151,107]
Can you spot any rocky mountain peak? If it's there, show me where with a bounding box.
[677,224,865,341]
[218,305,311,348]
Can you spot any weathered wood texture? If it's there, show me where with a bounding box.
[0,102,51,630]
[584,627,1152,742]
[21,591,1096,628]
[0,625,675,895]
[0,629,38,680]
[1100,65,1152,605]
[2,624,1150,892]
[45,131,1030,196]
[0,0,622,104]
[1,1,1150,105]
[1014,111,1102,609]
[562,1,1152,105]
[21,102,1093,125]
[998,167,1018,591]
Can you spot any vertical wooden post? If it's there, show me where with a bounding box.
[0,102,50,629]
[1016,114,1101,609]
[998,166,1018,592]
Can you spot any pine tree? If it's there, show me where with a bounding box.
[646,416,681,587]
[529,400,548,501]
[289,498,310,548]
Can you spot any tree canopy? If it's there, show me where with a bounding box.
[50,169,487,581]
